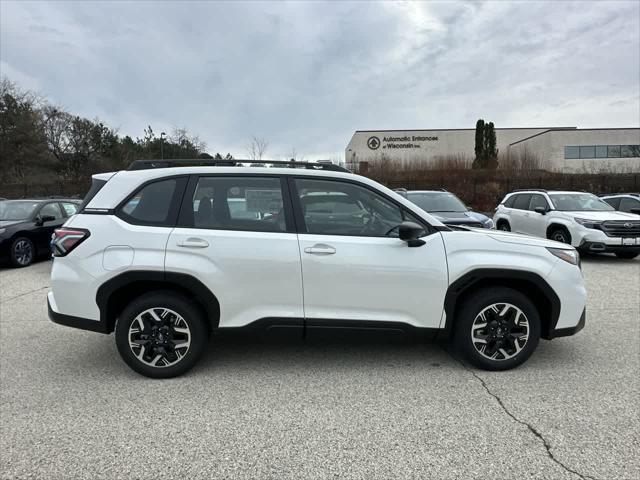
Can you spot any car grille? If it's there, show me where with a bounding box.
[600,220,640,237]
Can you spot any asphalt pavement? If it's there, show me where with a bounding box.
[1,256,638,480]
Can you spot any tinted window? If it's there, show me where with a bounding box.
[61,202,78,216]
[0,200,40,220]
[407,192,467,212]
[529,194,549,211]
[579,146,595,158]
[595,146,608,158]
[40,203,64,220]
[513,194,532,210]
[190,176,286,232]
[295,178,414,237]
[503,195,517,208]
[119,179,177,225]
[608,145,621,158]
[603,197,621,209]
[564,146,579,159]
[619,197,640,212]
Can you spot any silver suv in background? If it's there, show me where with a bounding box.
[600,193,640,214]
[493,190,640,259]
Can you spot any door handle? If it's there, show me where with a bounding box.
[177,238,209,248]
[304,243,336,255]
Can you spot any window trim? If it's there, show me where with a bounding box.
[288,176,438,238]
[177,173,296,234]
[115,175,188,227]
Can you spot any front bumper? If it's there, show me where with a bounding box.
[48,293,109,334]
[578,240,640,254]
[550,308,585,338]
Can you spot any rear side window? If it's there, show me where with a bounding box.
[79,178,107,211]
[503,195,517,208]
[513,194,532,210]
[186,176,287,232]
[118,178,185,226]
[620,197,640,212]
[603,197,621,209]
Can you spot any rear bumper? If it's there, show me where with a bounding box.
[550,308,585,338]
[48,292,109,334]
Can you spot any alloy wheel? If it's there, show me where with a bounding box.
[14,240,33,266]
[470,303,529,361]
[128,307,191,368]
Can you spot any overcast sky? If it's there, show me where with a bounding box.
[1,0,639,160]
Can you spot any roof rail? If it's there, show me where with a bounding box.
[127,158,351,173]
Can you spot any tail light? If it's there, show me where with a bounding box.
[51,228,90,257]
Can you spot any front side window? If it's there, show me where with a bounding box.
[39,203,64,220]
[548,193,614,212]
[295,178,419,237]
[190,176,286,232]
[61,202,78,216]
[603,197,621,209]
[619,197,640,213]
[119,178,178,225]
[528,194,549,211]
[0,201,40,221]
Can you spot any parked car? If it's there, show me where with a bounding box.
[493,189,640,259]
[48,160,586,378]
[394,189,493,228]
[0,198,81,267]
[600,193,640,214]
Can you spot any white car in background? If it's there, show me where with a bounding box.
[600,193,640,214]
[493,190,640,259]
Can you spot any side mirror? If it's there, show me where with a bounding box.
[36,215,55,226]
[398,221,426,247]
[534,207,547,215]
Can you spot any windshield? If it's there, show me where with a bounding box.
[548,193,615,212]
[407,192,467,212]
[0,200,40,221]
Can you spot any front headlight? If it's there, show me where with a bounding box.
[484,218,494,229]
[547,247,580,266]
[573,217,602,229]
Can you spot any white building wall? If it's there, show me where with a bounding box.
[509,129,640,173]
[345,128,566,167]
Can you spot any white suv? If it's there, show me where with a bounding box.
[493,190,640,260]
[48,161,587,378]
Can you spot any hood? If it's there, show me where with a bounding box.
[477,227,572,249]
[0,220,29,229]
[562,210,640,221]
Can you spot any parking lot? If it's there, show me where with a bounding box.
[0,256,638,480]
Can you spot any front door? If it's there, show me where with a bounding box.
[291,177,448,329]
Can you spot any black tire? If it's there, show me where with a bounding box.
[549,227,571,244]
[615,252,639,259]
[497,221,511,232]
[115,291,208,378]
[10,237,35,267]
[453,287,541,371]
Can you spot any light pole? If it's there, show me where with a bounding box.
[160,132,166,160]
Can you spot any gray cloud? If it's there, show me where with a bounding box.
[1,0,638,160]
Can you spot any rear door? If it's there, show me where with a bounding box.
[525,194,551,237]
[165,174,303,328]
[291,177,448,329]
[510,194,532,234]
[33,202,66,254]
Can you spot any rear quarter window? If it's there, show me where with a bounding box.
[117,177,187,226]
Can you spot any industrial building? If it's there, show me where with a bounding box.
[345,127,640,173]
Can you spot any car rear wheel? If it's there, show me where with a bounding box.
[115,291,207,378]
[10,237,35,267]
[615,252,639,259]
[454,287,541,371]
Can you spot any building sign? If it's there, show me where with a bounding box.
[367,134,438,150]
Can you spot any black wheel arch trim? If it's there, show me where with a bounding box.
[443,268,561,340]
[95,270,221,333]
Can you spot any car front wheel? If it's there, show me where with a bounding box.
[115,291,207,378]
[454,287,541,371]
[10,237,35,267]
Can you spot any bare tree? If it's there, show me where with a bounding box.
[246,136,268,161]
